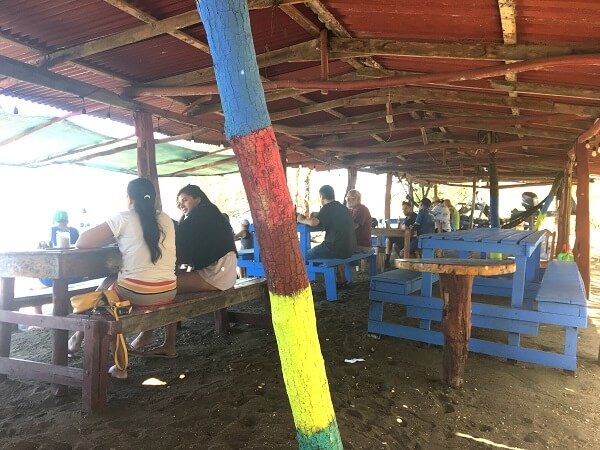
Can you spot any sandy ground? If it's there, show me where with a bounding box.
[1,257,599,449]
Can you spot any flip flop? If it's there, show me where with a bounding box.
[137,347,178,359]
[126,344,146,354]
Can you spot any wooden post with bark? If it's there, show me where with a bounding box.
[573,142,590,297]
[384,172,392,222]
[134,110,162,210]
[197,1,342,448]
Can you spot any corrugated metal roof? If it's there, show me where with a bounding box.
[0,0,599,182]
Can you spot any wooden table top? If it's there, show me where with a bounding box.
[394,258,516,276]
[371,227,406,237]
[0,246,121,279]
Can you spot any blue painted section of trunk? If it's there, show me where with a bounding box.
[197,0,271,138]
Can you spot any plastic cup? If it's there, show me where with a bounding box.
[56,231,70,249]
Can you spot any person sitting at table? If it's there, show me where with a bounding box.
[130,184,238,359]
[38,210,83,293]
[444,198,460,231]
[68,177,177,380]
[409,197,436,254]
[385,201,417,267]
[297,185,356,288]
[345,189,373,252]
[431,196,452,232]
[235,219,254,250]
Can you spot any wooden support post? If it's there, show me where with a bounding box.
[573,142,590,298]
[82,320,110,414]
[384,172,392,221]
[52,278,69,396]
[319,29,329,95]
[440,273,474,389]
[489,151,500,228]
[214,309,230,336]
[134,110,162,210]
[0,277,15,382]
[346,167,357,206]
[469,176,477,229]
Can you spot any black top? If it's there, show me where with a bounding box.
[176,202,237,269]
[404,212,417,228]
[316,200,356,258]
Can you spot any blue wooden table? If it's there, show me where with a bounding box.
[369,228,587,371]
[419,229,546,308]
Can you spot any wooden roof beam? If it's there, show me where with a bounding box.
[38,1,306,68]
[328,37,597,61]
[0,54,222,143]
[274,114,576,136]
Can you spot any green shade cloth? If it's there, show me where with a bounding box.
[0,113,239,177]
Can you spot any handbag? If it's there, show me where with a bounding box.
[70,289,132,371]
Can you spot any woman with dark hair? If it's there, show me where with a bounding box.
[68,177,177,379]
[132,183,237,357]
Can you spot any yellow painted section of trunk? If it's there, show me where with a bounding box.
[270,286,336,435]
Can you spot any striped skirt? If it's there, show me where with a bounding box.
[114,278,177,306]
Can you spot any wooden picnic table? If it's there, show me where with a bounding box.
[371,227,407,272]
[0,247,121,395]
[394,257,515,388]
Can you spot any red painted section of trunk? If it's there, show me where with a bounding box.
[231,127,309,296]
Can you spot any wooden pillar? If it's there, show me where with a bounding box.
[433,184,438,199]
[469,175,477,229]
[573,143,590,297]
[557,161,574,255]
[133,110,162,210]
[384,172,392,220]
[489,151,500,228]
[346,167,357,193]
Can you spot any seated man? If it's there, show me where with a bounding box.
[234,219,253,250]
[345,189,372,252]
[431,196,451,232]
[409,197,436,253]
[297,185,356,287]
[385,201,417,266]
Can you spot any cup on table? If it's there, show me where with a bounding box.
[56,231,71,249]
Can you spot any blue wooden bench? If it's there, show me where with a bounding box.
[369,269,439,332]
[306,249,377,301]
[368,260,587,371]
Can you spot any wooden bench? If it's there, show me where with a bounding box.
[0,277,269,415]
[367,260,587,372]
[368,269,439,334]
[10,278,103,310]
[306,249,377,301]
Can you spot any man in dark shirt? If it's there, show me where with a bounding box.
[297,185,356,259]
[297,185,356,287]
[385,201,417,267]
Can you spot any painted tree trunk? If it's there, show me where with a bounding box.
[197,1,342,448]
[440,274,474,388]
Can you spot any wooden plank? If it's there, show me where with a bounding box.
[0,310,85,331]
[536,261,587,305]
[105,281,268,335]
[0,356,83,387]
[0,247,121,279]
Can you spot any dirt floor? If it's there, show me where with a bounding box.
[1,258,599,450]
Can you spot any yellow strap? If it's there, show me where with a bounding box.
[105,305,128,371]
